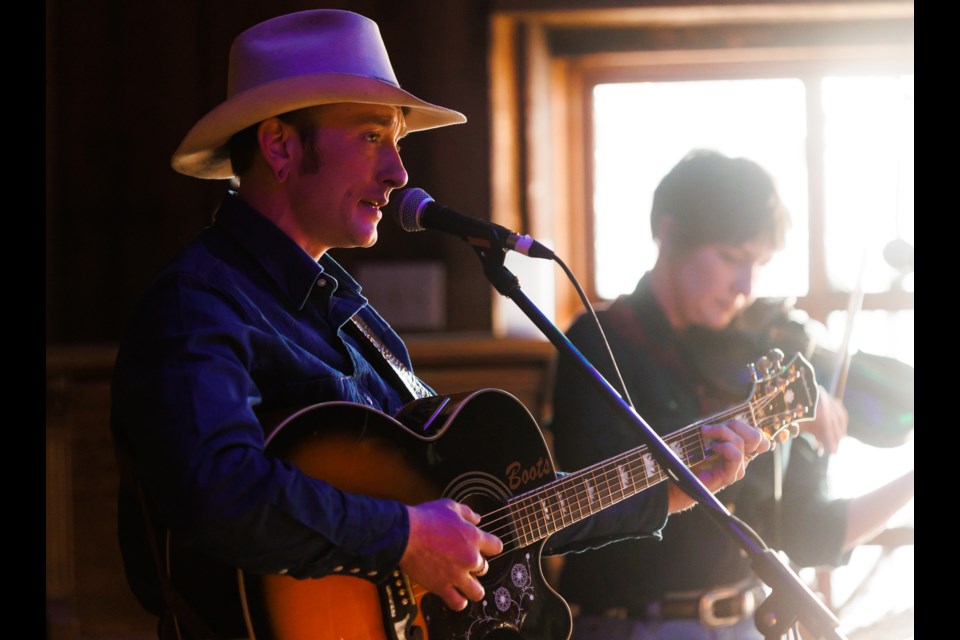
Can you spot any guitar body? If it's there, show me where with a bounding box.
[241,388,573,640]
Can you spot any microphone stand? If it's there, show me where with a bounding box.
[471,246,846,640]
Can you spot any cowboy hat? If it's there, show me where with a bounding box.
[171,9,467,179]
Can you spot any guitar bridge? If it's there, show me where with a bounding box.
[379,568,424,640]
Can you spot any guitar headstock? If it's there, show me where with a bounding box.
[747,349,818,443]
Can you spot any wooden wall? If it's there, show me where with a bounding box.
[46,0,497,346]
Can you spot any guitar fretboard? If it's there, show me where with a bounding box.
[507,424,711,547]
[494,352,814,552]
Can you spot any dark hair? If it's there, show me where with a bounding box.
[228,104,413,178]
[228,107,321,178]
[651,149,790,251]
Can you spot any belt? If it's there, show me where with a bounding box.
[629,581,768,628]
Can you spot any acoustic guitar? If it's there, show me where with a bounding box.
[170,351,817,640]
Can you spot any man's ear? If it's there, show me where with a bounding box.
[257,117,296,182]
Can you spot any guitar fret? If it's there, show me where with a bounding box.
[516,496,535,547]
[616,463,630,499]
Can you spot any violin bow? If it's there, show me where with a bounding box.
[828,249,868,402]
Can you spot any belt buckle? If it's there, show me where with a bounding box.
[698,584,753,628]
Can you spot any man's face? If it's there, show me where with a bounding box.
[287,103,408,255]
[671,235,775,330]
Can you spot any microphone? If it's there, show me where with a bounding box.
[385,187,555,259]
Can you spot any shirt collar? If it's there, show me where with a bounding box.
[213,191,364,310]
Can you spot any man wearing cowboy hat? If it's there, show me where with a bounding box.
[110,9,767,639]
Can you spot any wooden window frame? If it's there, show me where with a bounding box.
[490,3,914,333]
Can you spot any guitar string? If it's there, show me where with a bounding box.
[406,382,808,602]
[406,416,730,600]
[474,384,804,553]
[489,396,801,551]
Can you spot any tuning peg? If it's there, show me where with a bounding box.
[755,355,771,375]
[788,423,800,439]
[768,348,784,369]
[747,362,760,382]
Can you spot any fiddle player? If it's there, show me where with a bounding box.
[549,149,915,639]
[110,14,770,639]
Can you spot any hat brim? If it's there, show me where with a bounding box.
[171,73,466,179]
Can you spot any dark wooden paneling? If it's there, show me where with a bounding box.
[46,0,496,345]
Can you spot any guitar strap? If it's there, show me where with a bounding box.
[348,314,432,640]
[348,315,433,401]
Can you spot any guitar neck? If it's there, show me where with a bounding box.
[507,404,752,547]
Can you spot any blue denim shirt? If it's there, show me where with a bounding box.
[111,192,423,612]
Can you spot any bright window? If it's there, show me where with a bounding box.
[592,73,914,367]
[592,78,809,300]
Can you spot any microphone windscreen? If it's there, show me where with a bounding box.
[387,188,433,232]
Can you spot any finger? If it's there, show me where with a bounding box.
[458,503,482,526]
[703,422,745,454]
[728,419,770,455]
[438,585,469,612]
[718,440,749,476]
[480,531,504,556]
[459,573,486,603]
[754,432,772,454]
[475,557,489,577]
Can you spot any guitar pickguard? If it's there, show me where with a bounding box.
[417,470,564,640]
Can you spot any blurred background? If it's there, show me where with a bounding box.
[46,1,913,638]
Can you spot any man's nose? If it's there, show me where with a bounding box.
[382,146,408,189]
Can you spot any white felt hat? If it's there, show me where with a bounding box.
[171,9,466,179]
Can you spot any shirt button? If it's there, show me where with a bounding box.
[316,278,327,287]
[332,566,343,573]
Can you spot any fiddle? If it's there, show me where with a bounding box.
[690,297,914,449]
